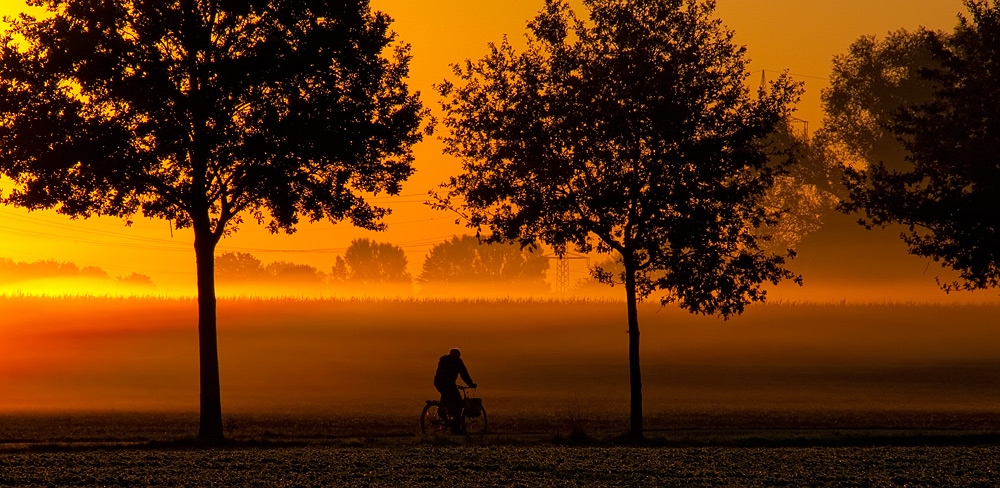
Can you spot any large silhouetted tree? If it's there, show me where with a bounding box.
[435,0,801,439]
[842,0,1000,292]
[0,0,427,440]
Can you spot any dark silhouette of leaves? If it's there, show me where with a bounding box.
[0,0,428,440]
[820,29,942,173]
[841,1,1000,293]
[435,0,801,439]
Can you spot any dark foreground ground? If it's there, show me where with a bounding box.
[1,413,1000,487]
[2,444,999,487]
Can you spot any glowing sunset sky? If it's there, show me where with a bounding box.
[0,0,966,293]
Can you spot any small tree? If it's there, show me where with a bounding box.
[330,238,411,284]
[842,0,1000,292]
[0,0,427,440]
[435,0,801,438]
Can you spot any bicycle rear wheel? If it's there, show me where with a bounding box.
[420,402,443,434]
[461,405,487,436]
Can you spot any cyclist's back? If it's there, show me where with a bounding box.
[434,348,474,389]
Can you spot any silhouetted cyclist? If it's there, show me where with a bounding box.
[434,348,476,434]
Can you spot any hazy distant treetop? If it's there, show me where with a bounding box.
[0,258,109,282]
[215,252,265,283]
[215,251,326,284]
[265,261,326,284]
[761,120,841,251]
[418,235,548,285]
[0,257,155,286]
[330,238,411,284]
[842,0,1000,292]
[820,28,942,173]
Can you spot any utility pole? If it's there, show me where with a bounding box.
[760,69,809,139]
[546,252,590,293]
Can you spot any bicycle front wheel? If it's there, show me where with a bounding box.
[420,402,442,434]
[461,405,487,436]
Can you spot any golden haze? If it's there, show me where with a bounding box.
[0,0,972,301]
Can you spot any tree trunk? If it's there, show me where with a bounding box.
[623,259,643,440]
[194,233,224,442]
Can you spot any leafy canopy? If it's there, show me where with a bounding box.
[820,28,942,173]
[0,0,428,241]
[842,0,1000,292]
[436,0,802,316]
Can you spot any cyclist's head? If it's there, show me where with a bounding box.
[449,348,461,358]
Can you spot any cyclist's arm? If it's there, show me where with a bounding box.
[458,359,476,387]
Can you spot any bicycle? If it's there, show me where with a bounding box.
[420,385,488,436]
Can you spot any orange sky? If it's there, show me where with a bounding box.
[0,0,969,296]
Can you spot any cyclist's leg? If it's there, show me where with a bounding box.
[439,386,463,433]
[436,384,458,415]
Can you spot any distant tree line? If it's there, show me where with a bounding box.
[0,258,154,287]
[215,236,549,292]
[215,252,326,285]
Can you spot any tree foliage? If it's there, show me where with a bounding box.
[820,29,942,172]
[0,0,427,440]
[215,252,265,283]
[0,0,426,230]
[216,251,326,284]
[843,0,1000,292]
[330,238,411,284]
[0,257,155,288]
[418,235,548,285]
[760,121,841,251]
[435,0,801,437]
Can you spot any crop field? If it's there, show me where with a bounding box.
[1,296,1000,485]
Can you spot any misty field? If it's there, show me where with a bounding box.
[2,296,1000,485]
[3,296,1000,425]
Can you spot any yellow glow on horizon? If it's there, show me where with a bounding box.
[0,0,977,300]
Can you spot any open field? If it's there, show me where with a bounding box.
[2,296,1000,485]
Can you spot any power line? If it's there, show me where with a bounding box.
[761,68,830,82]
[0,208,460,255]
